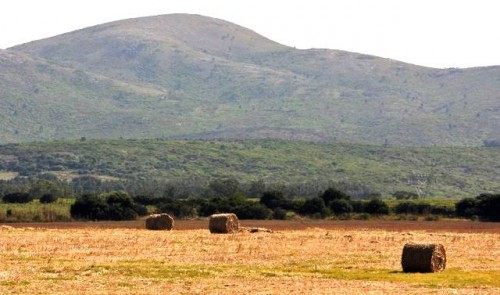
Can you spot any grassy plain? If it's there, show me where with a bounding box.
[0,198,72,222]
[1,222,498,294]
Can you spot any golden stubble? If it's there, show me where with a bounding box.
[0,225,498,294]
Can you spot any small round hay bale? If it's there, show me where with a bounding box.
[208,213,240,234]
[145,213,174,230]
[401,243,446,273]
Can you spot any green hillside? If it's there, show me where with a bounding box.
[2,14,500,145]
[1,139,499,198]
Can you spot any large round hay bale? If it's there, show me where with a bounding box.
[401,243,446,273]
[145,213,174,230]
[208,213,240,233]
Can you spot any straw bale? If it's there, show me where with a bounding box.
[145,213,174,230]
[401,243,446,273]
[209,213,240,233]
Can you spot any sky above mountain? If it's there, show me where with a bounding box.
[1,0,499,68]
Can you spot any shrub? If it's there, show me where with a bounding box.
[320,187,350,204]
[394,202,434,215]
[104,191,139,220]
[260,190,286,209]
[157,199,195,219]
[133,195,166,205]
[70,191,142,221]
[299,197,329,218]
[2,192,34,204]
[455,198,477,218]
[40,193,58,204]
[475,193,500,221]
[364,198,389,215]
[394,202,418,215]
[70,194,109,220]
[233,202,272,219]
[416,202,433,215]
[272,208,288,220]
[350,200,366,213]
[430,206,454,216]
[329,199,353,215]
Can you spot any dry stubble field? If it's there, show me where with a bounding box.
[1,220,499,294]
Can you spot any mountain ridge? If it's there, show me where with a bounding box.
[2,13,499,146]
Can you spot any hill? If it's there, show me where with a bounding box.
[3,14,500,145]
[1,139,499,198]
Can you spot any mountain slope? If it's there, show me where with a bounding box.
[1,139,499,198]
[5,14,500,146]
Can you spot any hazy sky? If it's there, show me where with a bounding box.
[1,0,499,68]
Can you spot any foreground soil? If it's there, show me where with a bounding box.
[6,219,500,233]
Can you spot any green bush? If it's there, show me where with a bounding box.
[455,198,477,218]
[350,200,366,213]
[475,193,500,221]
[233,202,272,219]
[272,208,288,220]
[2,192,34,204]
[40,193,58,204]
[329,199,353,215]
[299,197,329,218]
[70,191,142,220]
[260,190,286,209]
[157,199,196,219]
[364,198,389,215]
[320,187,350,204]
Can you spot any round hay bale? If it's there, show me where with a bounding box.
[401,243,446,273]
[145,213,174,230]
[208,213,240,234]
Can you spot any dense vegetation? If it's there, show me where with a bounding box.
[1,139,499,199]
[1,138,498,222]
[2,14,499,145]
[2,186,498,222]
[455,193,500,221]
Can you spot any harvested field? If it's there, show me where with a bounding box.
[7,219,500,233]
[0,222,499,294]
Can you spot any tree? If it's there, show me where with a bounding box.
[320,187,350,204]
[475,193,500,221]
[70,191,143,220]
[299,197,329,218]
[260,190,286,210]
[233,202,272,219]
[40,193,58,204]
[157,198,196,219]
[71,176,102,196]
[104,191,138,220]
[329,199,353,215]
[455,198,477,218]
[364,199,389,215]
[70,194,109,220]
[29,179,61,198]
[207,178,241,197]
[2,192,34,203]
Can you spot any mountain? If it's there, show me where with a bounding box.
[3,14,500,146]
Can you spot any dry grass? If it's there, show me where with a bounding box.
[0,171,18,180]
[0,225,499,294]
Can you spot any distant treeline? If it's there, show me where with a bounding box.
[0,173,379,201]
[1,174,498,222]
